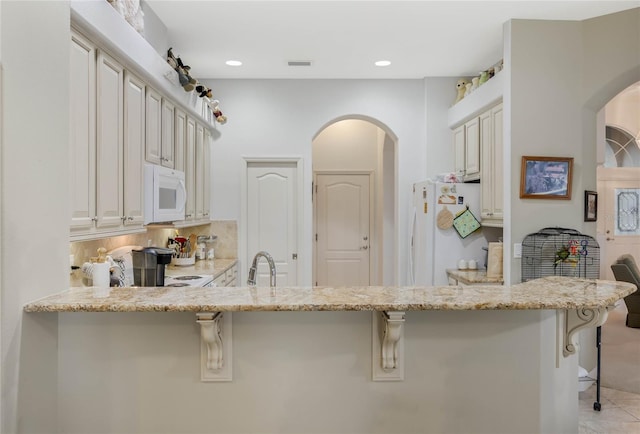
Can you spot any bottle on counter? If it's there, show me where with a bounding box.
[92,247,110,288]
[196,242,206,260]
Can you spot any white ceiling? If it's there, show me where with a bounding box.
[145,1,639,80]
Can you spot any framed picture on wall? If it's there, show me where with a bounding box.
[520,156,573,200]
[584,190,598,221]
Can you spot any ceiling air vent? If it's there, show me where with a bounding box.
[287,61,312,67]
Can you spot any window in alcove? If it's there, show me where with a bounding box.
[605,125,640,167]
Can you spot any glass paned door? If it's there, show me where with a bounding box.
[615,188,640,235]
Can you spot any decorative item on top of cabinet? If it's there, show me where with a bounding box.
[452,59,503,107]
[165,48,228,125]
[454,78,470,105]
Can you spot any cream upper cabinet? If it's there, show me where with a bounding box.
[70,30,145,240]
[480,103,504,226]
[453,125,465,179]
[453,117,480,182]
[195,122,205,220]
[176,118,211,227]
[146,88,175,168]
[174,108,187,173]
[184,116,197,221]
[203,129,212,220]
[69,30,96,233]
[160,99,175,168]
[145,87,162,166]
[464,117,481,181]
[95,49,124,230]
[122,71,145,227]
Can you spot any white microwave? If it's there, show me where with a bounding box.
[144,164,186,224]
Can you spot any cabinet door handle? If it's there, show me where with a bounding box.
[361,245,368,250]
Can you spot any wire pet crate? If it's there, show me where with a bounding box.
[521,227,600,282]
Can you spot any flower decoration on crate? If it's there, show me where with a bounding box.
[166,48,228,125]
[554,239,589,269]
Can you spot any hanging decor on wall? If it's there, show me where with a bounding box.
[520,156,573,200]
[584,190,598,221]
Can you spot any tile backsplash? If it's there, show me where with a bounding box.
[70,220,237,267]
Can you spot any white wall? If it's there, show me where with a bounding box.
[606,83,640,139]
[313,119,381,171]
[203,79,427,286]
[58,309,565,434]
[506,9,640,284]
[425,77,459,176]
[1,2,70,432]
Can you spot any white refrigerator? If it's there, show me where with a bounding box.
[409,181,487,286]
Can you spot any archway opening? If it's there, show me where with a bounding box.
[312,117,397,286]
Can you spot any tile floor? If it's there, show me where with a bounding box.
[579,386,640,433]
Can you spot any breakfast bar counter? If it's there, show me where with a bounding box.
[26,277,637,434]
[23,276,634,313]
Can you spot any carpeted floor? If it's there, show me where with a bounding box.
[601,302,640,394]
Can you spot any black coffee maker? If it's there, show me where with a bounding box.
[132,247,173,286]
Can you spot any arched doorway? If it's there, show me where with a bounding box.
[311,117,397,286]
[597,81,640,280]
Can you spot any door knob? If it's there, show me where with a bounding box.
[363,236,368,241]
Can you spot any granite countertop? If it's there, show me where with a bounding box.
[23,276,635,313]
[446,268,504,285]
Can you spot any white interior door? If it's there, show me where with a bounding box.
[315,173,371,286]
[598,168,640,280]
[247,162,298,286]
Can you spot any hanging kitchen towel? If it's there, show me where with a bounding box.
[452,206,481,238]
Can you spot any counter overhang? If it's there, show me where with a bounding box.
[23,276,636,313]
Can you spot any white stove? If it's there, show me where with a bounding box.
[163,274,214,287]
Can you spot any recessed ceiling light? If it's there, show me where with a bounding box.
[375,60,391,67]
[225,60,242,66]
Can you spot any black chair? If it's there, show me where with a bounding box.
[611,254,640,328]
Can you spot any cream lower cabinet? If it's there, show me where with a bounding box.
[70,30,145,240]
[213,263,238,287]
[480,103,504,226]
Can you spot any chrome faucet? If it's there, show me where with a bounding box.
[247,251,277,287]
